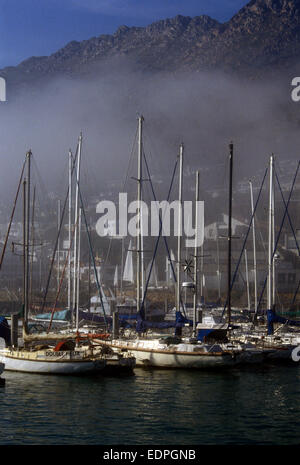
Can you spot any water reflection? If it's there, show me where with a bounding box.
[0,365,299,445]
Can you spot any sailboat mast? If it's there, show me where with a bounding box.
[24,150,31,333]
[267,154,274,309]
[68,149,72,311]
[176,143,184,313]
[29,186,36,310]
[141,156,145,310]
[272,168,276,306]
[227,142,233,326]
[216,225,221,301]
[23,178,27,333]
[193,170,199,336]
[121,237,124,296]
[57,199,61,289]
[76,208,82,334]
[136,116,143,312]
[73,133,82,318]
[249,180,258,314]
[245,249,250,310]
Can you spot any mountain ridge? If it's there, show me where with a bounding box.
[2,0,300,89]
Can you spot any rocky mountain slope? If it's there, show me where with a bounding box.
[2,0,300,89]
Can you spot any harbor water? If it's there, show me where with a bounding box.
[0,364,300,446]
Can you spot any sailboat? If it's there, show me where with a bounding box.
[0,149,133,374]
[98,121,254,368]
[231,155,299,361]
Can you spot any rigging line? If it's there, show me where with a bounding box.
[52,154,69,200]
[41,143,79,312]
[274,161,300,306]
[29,186,36,311]
[275,161,300,255]
[104,125,139,267]
[124,125,139,190]
[256,160,300,311]
[31,156,51,208]
[25,166,44,246]
[76,181,109,331]
[141,153,184,316]
[47,214,78,332]
[256,216,268,257]
[142,126,161,179]
[221,166,268,319]
[275,163,300,306]
[143,151,178,283]
[0,157,26,270]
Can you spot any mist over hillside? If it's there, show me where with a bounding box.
[0,0,300,206]
[0,66,298,198]
[0,0,300,301]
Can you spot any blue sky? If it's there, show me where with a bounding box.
[0,0,248,68]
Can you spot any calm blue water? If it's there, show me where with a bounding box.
[0,364,300,445]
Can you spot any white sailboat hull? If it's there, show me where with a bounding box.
[98,339,240,369]
[0,349,106,374]
[132,349,237,368]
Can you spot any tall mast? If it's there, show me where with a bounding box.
[68,149,72,311]
[120,237,124,296]
[29,186,36,310]
[76,208,82,334]
[249,180,258,314]
[73,133,82,320]
[141,145,145,312]
[57,199,61,290]
[136,116,143,313]
[24,150,31,334]
[272,170,276,306]
[227,142,233,326]
[267,154,274,309]
[193,170,199,336]
[176,143,184,313]
[23,178,27,334]
[88,221,91,312]
[245,249,250,311]
[216,225,221,302]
